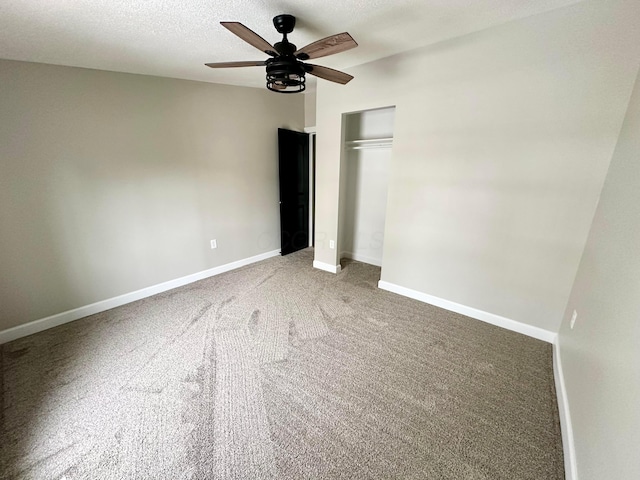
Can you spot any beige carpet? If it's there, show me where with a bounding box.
[0,248,564,479]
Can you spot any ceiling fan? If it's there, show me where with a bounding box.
[205,14,358,93]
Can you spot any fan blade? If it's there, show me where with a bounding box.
[205,61,266,68]
[304,64,354,85]
[295,32,357,60]
[220,22,277,56]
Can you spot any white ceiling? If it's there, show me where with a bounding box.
[0,0,582,89]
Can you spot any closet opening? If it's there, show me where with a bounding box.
[338,106,396,271]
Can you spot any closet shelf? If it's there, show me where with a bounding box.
[345,137,393,150]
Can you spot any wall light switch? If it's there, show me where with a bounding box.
[210,239,217,249]
[570,310,577,329]
[329,240,335,249]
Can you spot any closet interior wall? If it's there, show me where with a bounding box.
[339,107,396,267]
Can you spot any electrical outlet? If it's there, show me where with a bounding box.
[329,240,335,249]
[210,239,217,249]
[570,310,577,329]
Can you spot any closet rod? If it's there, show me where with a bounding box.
[349,144,393,150]
[346,137,393,150]
[346,137,393,144]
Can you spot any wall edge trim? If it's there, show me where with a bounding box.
[553,339,578,480]
[377,280,556,343]
[341,251,382,267]
[313,260,341,274]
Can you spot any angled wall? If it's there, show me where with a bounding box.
[557,65,640,479]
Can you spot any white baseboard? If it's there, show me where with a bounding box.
[313,260,342,274]
[377,280,556,343]
[553,339,578,480]
[341,251,382,267]
[0,249,280,345]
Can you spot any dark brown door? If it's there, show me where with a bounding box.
[278,128,309,255]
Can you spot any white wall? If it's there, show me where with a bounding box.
[0,59,304,332]
[557,66,640,480]
[314,0,640,333]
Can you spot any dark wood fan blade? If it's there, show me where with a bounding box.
[205,61,266,68]
[220,22,277,56]
[304,64,354,85]
[294,33,357,60]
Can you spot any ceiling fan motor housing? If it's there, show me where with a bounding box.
[274,41,296,56]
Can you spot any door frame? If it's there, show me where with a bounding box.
[304,126,316,247]
[278,128,310,255]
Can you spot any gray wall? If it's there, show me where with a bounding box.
[314,0,640,332]
[0,59,303,331]
[557,67,640,479]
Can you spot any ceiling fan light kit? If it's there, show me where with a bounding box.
[205,14,357,94]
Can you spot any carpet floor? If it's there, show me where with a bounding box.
[0,248,564,479]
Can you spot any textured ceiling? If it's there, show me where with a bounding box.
[0,0,582,89]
